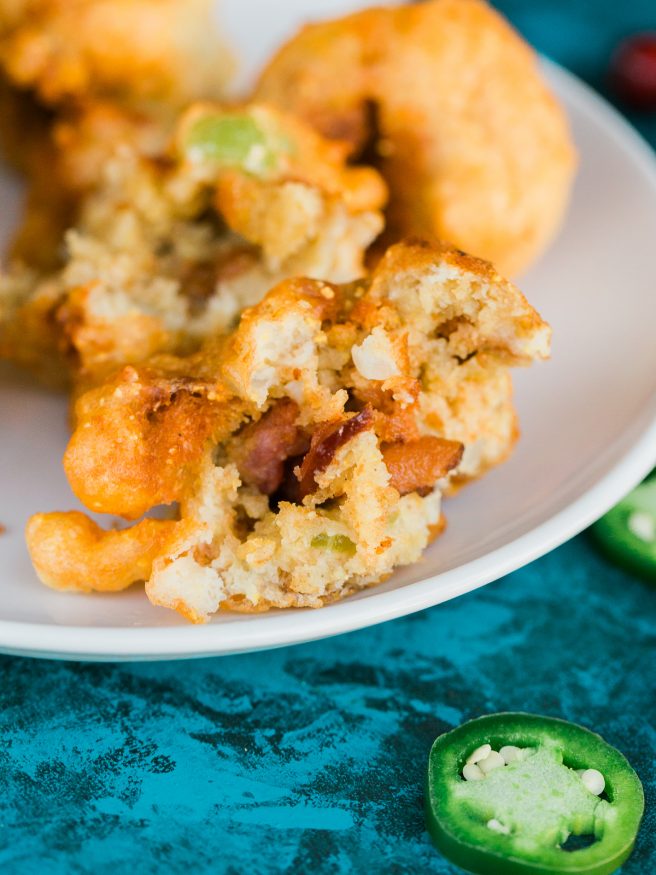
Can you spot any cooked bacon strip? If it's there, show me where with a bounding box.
[352,382,421,444]
[232,399,308,495]
[296,406,374,498]
[372,402,420,444]
[382,437,463,496]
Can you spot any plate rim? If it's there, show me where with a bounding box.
[3,60,656,661]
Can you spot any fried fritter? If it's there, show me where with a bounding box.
[27,239,550,622]
[0,102,386,388]
[0,0,234,109]
[255,0,576,276]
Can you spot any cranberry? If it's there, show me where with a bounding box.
[610,33,656,110]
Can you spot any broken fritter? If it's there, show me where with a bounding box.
[26,239,550,622]
[0,102,386,388]
[255,0,576,277]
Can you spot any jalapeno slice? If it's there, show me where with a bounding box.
[425,713,643,875]
[592,478,656,581]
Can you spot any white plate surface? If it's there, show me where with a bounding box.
[1,37,656,659]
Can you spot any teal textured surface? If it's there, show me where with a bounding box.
[2,1,656,872]
[1,538,654,873]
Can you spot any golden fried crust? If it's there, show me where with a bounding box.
[0,0,234,108]
[65,358,243,519]
[0,75,73,270]
[255,0,576,276]
[26,511,180,592]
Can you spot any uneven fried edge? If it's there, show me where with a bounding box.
[26,512,179,592]
[64,352,244,520]
[366,238,549,487]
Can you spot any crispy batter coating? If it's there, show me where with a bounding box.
[64,352,243,519]
[26,512,179,592]
[27,239,550,621]
[255,0,576,276]
[0,0,234,108]
[0,102,386,388]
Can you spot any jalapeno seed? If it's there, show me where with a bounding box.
[487,818,511,835]
[580,768,606,796]
[462,763,485,781]
[479,750,505,773]
[466,743,491,765]
[499,745,522,764]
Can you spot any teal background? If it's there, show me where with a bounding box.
[1,2,655,872]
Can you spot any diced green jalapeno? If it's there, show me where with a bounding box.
[182,113,282,175]
[425,712,643,875]
[592,477,656,581]
[311,533,356,556]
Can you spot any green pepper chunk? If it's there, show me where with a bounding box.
[183,113,284,175]
[425,713,643,875]
[311,533,357,556]
[592,478,656,581]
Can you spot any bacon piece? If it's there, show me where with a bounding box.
[372,402,420,444]
[350,382,421,444]
[382,437,463,496]
[233,399,308,495]
[296,406,374,498]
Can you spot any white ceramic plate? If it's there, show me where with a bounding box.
[2,18,656,659]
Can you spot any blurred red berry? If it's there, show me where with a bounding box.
[610,33,656,110]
